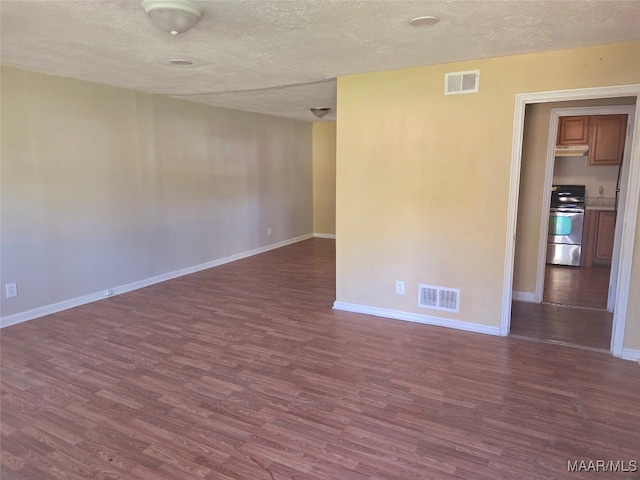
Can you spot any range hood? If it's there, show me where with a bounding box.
[555,144,589,157]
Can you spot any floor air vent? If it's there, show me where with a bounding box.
[445,70,479,95]
[419,285,460,313]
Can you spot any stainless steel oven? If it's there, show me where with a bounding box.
[546,185,585,267]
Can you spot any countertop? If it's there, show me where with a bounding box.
[585,197,616,211]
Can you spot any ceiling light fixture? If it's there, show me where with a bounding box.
[409,16,439,27]
[141,0,204,36]
[310,107,330,119]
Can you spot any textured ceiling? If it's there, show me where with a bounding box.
[2,1,639,122]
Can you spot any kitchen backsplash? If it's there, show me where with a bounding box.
[553,156,619,199]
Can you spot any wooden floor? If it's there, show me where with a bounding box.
[543,265,610,310]
[511,265,613,350]
[2,239,639,480]
[510,302,612,350]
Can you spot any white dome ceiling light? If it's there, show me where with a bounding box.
[310,107,330,119]
[141,0,204,36]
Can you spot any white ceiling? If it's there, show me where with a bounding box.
[2,1,639,122]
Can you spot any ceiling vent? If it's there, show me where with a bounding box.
[445,70,479,95]
[418,284,460,313]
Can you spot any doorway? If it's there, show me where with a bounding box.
[501,86,640,359]
[544,106,633,310]
[512,104,634,350]
[513,106,634,350]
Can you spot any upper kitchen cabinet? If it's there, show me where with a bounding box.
[557,115,590,145]
[588,114,628,166]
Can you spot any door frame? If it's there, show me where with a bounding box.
[501,84,640,359]
[534,105,635,308]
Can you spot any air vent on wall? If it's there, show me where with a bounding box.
[445,70,479,95]
[418,284,460,312]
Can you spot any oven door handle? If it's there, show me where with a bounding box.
[550,208,585,214]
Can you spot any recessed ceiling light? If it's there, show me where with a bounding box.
[409,16,439,27]
[168,59,194,66]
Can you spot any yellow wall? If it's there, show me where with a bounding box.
[336,42,640,348]
[1,67,313,319]
[514,97,636,295]
[312,122,337,235]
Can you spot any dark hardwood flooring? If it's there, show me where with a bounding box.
[543,265,610,310]
[510,302,612,350]
[511,265,613,350]
[2,239,639,480]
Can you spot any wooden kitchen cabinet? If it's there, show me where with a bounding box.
[594,210,615,264]
[581,209,616,267]
[557,116,589,145]
[588,114,627,166]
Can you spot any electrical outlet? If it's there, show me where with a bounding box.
[267,227,272,237]
[5,283,17,298]
[104,289,113,297]
[395,280,405,295]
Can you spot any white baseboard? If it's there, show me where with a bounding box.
[620,348,640,364]
[313,233,336,239]
[1,233,313,329]
[332,301,501,336]
[512,291,538,302]
[1,291,109,329]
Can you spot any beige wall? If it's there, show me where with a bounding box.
[627,208,640,350]
[336,42,640,349]
[1,67,312,318]
[312,122,337,235]
[514,98,636,295]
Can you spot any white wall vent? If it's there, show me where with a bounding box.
[418,284,460,313]
[444,70,479,95]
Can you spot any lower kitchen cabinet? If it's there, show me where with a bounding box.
[594,210,615,263]
[582,209,616,267]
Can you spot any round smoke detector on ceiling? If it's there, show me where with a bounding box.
[409,16,439,27]
[141,0,204,35]
[168,59,194,66]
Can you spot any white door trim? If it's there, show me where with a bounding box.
[535,105,636,305]
[501,84,640,359]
